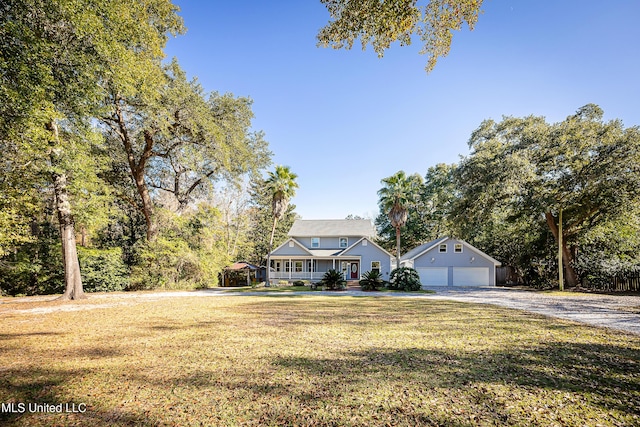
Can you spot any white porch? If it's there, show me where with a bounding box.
[269,257,361,281]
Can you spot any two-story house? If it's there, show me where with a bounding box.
[268,219,393,282]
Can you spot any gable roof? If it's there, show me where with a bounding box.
[401,237,448,261]
[341,237,393,258]
[271,238,313,256]
[288,219,375,238]
[225,262,259,271]
[401,237,501,265]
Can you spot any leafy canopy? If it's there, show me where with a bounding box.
[317,0,484,72]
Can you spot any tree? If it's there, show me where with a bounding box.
[264,166,299,286]
[454,105,640,288]
[377,171,422,268]
[376,163,456,252]
[101,60,270,241]
[317,0,484,72]
[244,175,298,267]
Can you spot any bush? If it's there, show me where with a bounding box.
[388,267,422,291]
[359,270,385,291]
[0,232,64,296]
[78,247,130,292]
[292,280,306,286]
[320,269,347,290]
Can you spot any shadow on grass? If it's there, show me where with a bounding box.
[0,367,163,427]
[271,341,640,418]
[0,332,61,341]
[2,296,639,426]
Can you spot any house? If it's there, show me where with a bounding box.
[401,237,501,287]
[268,219,393,282]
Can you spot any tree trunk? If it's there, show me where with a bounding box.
[545,211,578,287]
[134,171,157,241]
[48,121,85,300]
[395,226,401,270]
[265,216,278,286]
[112,104,157,241]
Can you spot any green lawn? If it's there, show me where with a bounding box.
[1,294,639,426]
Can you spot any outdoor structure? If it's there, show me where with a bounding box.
[222,262,260,287]
[401,237,501,287]
[268,219,393,282]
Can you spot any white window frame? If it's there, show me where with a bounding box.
[339,237,348,248]
[285,261,291,272]
[439,244,447,253]
[311,237,320,248]
[371,261,381,274]
[294,261,303,272]
[454,243,463,253]
[275,261,281,272]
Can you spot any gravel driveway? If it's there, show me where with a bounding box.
[400,287,640,335]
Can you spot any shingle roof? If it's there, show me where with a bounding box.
[288,219,376,238]
[400,237,448,261]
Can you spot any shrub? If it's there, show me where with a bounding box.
[292,280,306,286]
[78,247,129,292]
[359,270,385,291]
[388,267,422,291]
[320,269,347,290]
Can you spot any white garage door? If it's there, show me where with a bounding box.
[417,267,448,287]
[453,267,490,286]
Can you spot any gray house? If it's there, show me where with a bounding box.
[269,219,393,282]
[401,237,501,287]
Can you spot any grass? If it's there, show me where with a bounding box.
[1,293,639,426]
[222,285,435,294]
[221,285,316,293]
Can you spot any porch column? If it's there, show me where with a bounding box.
[289,258,292,280]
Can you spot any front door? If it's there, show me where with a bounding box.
[349,262,359,280]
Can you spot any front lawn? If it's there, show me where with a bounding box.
[221,285,316,293]
[1,294,639,426]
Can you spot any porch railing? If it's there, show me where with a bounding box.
[270,271,335,281]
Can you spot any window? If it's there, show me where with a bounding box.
[275,261,281,272]
[454,243,463,253]
[285,261,291,272]
[439,244,447,253]
[339,237,348,248]
[294,261,303,272]
[311,237,320,248]
[371,261,381,274]
[307,260,315,272]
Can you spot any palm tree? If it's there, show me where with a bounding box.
[265,165,298,286]
[378,171,421,269]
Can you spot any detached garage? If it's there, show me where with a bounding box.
[401,238,501,288]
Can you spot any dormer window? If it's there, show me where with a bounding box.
[311,237,320,248]
[339,237,348,248]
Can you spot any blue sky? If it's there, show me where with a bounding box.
[164,0,640,220]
